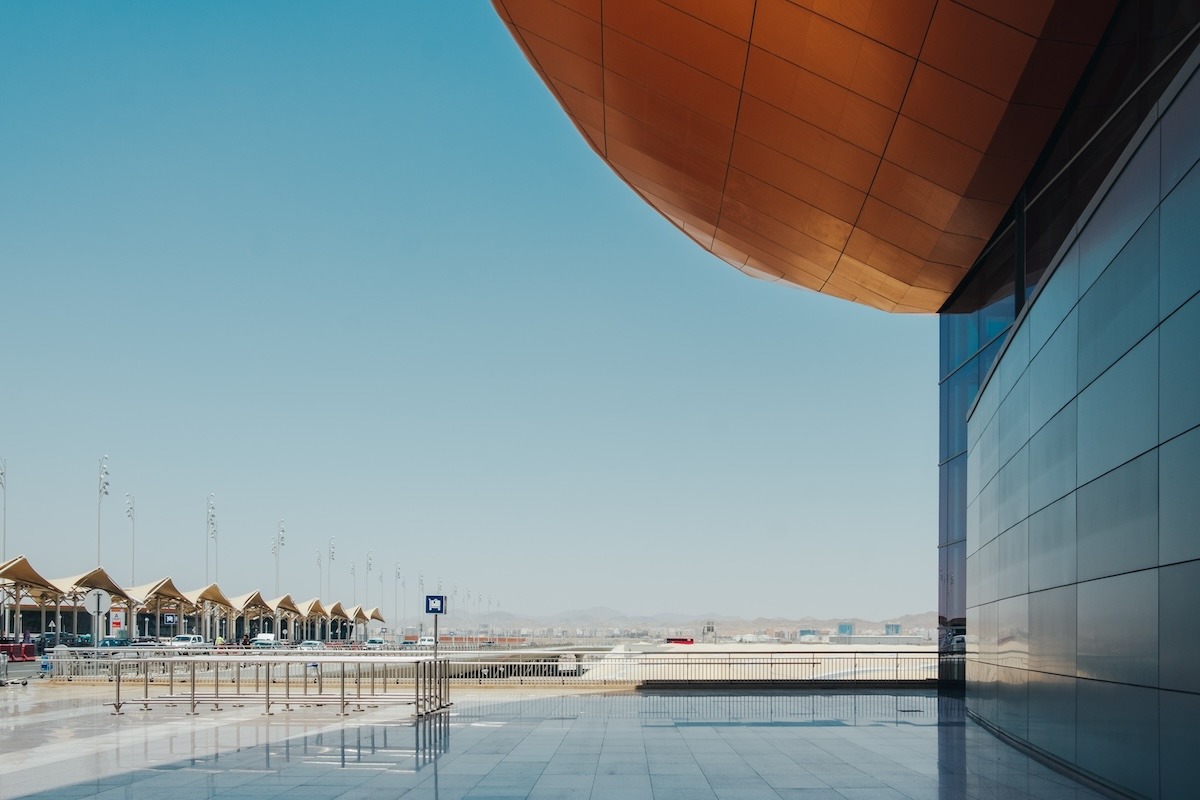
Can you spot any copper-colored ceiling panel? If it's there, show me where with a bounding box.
[604,0,748,87]
[811,0,937,58]
[660,0,756,39]
[550,79,604,131]
[724,168,854,250]
[922,2,1036,100]
[743,47,895,154]
[500,0,601,64]
[494,0,1114,312]
[912,260,969,293]
[604,71,734,160]
[737,95,880,192]
[729,135,867,222]
[902,64,1008,152]
[752,0,915,110]
[603,30,741,126]
[883,116,983,196]
[871,160,964,231]
[858,196,941,257]
[955,0,1052,38]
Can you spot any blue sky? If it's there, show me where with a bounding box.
[0,2,938,623]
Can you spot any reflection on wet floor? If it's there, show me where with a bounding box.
[1,689,1110,800]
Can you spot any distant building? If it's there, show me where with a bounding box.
[836,623,855,637]
[885,624,902,636]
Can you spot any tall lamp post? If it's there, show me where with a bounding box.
[125,494,135,584]
[271,521,285,597]
[316,549,322,599]
[365,551,373,608]
[205,495,218,584]
[327,538,335,602]
[394,564,401,642]
[350,561,357,605]
[418,572,424,636]
[96,456,110,566]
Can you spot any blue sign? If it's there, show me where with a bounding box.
[425,595,446,614]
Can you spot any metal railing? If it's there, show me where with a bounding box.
[42,652,450,717]
[44,649,942,714]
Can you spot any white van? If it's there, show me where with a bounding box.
[171,634,205,648]
[416,635,436,648]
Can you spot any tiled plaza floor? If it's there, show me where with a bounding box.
[0,686,1110,799]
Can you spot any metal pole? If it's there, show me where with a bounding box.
[97,456,109,567]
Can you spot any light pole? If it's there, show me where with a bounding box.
[365,551,373,608]
[394,563,401,641]
[327,537,335,601]
[418,571,424,635]
[125,494,135,585]
[96,456,110,566]
[206,495,218,584]
[400,574,406,637]
[271,521,285,597]
[316,549,322,601]
[350,561,357,605]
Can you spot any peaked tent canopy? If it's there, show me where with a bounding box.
[297,598,329,619]
[127,577,189,607]
[183,584,235,611]
[51,568,133,602]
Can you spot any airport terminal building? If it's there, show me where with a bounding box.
[494,1,1200,796]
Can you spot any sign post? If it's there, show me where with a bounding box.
[83,589,111,647]
[425,595,446,657]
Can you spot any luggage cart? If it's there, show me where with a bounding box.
[0,651,29,687]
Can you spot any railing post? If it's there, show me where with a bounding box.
[188,660,198,715]
[112,660,124,715]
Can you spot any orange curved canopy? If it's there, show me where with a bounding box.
[494,0,1115,311]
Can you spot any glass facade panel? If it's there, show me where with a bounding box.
[997,373,1029,468]
[1159,292,1200,441]
[1078,128,1160,294]
[1028,308,1077,434]
[1028,243,1079,357]
[1028,494,1077,592]
[1027,673,1076,764]
[997,446,1028,535]
[1077,570,1158,686]
[1160,425,1200,566]
[1076,451,1159,582]
[1160,691,1200,800]
[1028,400,1077,514]
[1159,161,1200,317]
[997,594,1028,670]
[1028,585,1076,676]
[997,520,1028,600]
[1077,210,1160,388]
[940,360,979,462]
[1159,560,1200,694]
[1076,330,1159,484]
[1076,680,1160,800]
[1161,71,1200,195]
[939,455,966,547]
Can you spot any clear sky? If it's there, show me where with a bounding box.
[0,2,938,625]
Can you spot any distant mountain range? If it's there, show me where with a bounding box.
[462,607,937,634]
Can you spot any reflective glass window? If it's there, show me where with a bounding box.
[1029,493,1077,592]
[941,358,979,462]
[1077,570,1158,686]
[1029,585,1076,676]
[1159,293,1200,441]
[1029,308,1078,435]
[1077,331,1159,485]
[940,312,979,379]
[1029,400,1077,514]
[1028,243,1080,357]
[977,538,999,608]
[1160,425,1200,565]
[940,455,967,547]
[1160,560,1200,693]
[1161,71,1200,195]
[1078,210,1160,389]
[997,520,1028,600]
[940,540,966,631]
[998,321,1029,402]
[1161,691,1200,800]
[1027,673,1076,764]
[1076,680,1160,800]
[1078,131,1161,294]
[1160,160,1200,318]
[997,446,1029,535]
[997,373,1029,467]
[1076,451,1159,582]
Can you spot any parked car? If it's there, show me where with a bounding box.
[297,640,325,651]
[251,639,286,649]
[365,637,386,650]
[171,634,206,648]
[416,636,436,648]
